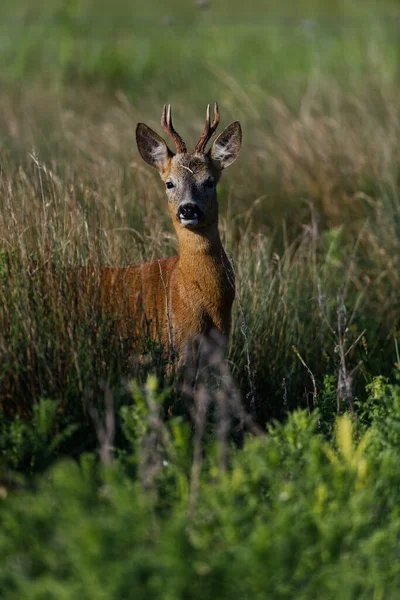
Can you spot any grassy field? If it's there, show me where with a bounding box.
[0,1,400,597]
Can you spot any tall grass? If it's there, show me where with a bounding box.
[0,0,398,433]
[0,79,398,428]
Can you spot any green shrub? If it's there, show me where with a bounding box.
[1,375,400,598]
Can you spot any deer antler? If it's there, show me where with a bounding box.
[161,105,187,154]
[193,103,220,154]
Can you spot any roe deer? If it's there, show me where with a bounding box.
[99,104,242,364]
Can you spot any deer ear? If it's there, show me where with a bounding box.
[209,121,242,169]
[136,123,173,170]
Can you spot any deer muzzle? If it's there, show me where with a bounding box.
[177,203,203,227]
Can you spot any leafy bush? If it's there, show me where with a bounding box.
[1,375,400,599]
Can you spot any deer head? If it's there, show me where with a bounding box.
[136,104,242,232]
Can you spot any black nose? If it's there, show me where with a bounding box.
[177,203,203,221]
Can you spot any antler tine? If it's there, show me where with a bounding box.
[205,103,210,127]
[161,104,187,154]
[211,102,220,129]
[193,102,220,154]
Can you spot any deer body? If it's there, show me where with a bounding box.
[100,236,234,358]
[99,105,242,362]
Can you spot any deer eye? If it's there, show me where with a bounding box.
[166,181,174,189]
[205,179,214,189]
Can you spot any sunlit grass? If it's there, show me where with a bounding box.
[0,78,398,424]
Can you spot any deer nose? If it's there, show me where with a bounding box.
[177,203,203,223]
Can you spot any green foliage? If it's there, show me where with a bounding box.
[0,399,79,472]
[318,375,338,431]
[1,376,400,598]
[356,375,393,425]
[0,0,400,102]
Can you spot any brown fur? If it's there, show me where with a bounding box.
[97,106,242,362]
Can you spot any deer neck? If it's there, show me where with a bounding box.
[177,222,224,264]
[175,222,233,296]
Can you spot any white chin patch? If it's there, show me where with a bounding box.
[180,218,199,227]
